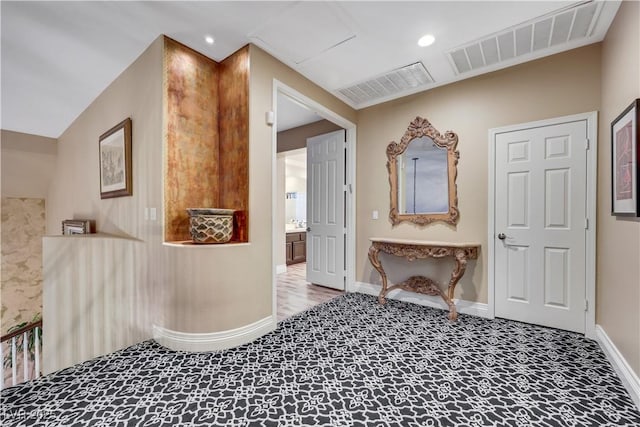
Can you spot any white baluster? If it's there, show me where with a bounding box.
[35,327,41,379]
[11,337,17,386]
[23,331,29,381]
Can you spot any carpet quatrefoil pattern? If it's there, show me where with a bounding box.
[2,293,640,426]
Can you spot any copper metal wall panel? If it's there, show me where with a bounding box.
[218,46,250,242]
[163,38,220,241]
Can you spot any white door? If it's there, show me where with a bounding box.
[494,120,587,333]
[306,130,345,290]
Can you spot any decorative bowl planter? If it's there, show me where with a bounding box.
[186,208,234,244]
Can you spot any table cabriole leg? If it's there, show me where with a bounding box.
[446,250,468,322]
[368,245,388,304]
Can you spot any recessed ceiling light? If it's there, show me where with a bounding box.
[418,34,435,47]
[205,35,215,45]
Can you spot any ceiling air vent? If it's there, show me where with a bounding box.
[337,62,434,107]
[447,1,602,75]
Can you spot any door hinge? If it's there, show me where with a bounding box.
[585,139,590,150]
[584,299,589,312]
[584,218,589,230]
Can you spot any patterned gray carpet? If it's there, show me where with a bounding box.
[2,293,640,426]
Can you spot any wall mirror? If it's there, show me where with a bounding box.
[387,116,459,226]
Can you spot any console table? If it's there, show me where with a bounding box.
[368,238,480,322]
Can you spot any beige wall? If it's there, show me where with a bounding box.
[597,0,640,377]
[356,45,602,303]
[45,36,164,355]
[43,234,140,373]
[1,130,57,199]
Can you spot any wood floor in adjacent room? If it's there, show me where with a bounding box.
[276,263,343,321]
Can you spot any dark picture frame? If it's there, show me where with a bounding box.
[611,99,639,216]
[99,118,132,199]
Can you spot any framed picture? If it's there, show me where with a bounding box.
[611,99,639,216]
[99,118,132,199]
[62,220,93,235]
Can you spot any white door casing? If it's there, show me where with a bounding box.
[306,130,346,290]
[493,118,592,334]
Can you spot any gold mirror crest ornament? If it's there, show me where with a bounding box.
[387,116,460,226]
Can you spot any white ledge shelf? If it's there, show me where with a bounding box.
[46,232,139,241]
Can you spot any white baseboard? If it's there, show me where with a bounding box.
[153,316,275,352]
[276,264,287,274]
[352,281,490,319]
[595,325,640,410]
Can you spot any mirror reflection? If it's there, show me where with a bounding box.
[399,136,448,214]
[285,191,306,229]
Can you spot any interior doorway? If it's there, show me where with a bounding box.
[271,81,356,321]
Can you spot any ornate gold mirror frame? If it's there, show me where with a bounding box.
[387,116,460,226]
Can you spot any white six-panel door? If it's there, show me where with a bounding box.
[306,130,346,290]
[494,120,587,333]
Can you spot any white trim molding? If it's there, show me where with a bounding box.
[487,111,598,336]
[352,282,490,319]
[276,264,287,274]
[596,325,640,410]
[153,316,275,352]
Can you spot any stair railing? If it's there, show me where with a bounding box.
[1,319,42,390]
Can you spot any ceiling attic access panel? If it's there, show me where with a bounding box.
[162,37,249,243]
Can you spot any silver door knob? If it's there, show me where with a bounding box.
[498,233,506,240]
[306,227,311,232]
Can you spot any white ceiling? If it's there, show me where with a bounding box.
[1,1,620,138]
[277,94,322,132]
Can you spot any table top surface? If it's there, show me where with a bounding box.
[369,237,481,248]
